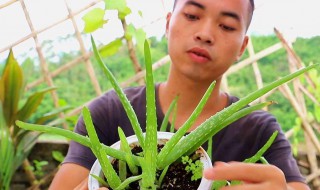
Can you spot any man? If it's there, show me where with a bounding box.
[50,0,309,189]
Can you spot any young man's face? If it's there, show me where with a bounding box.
[166,0,251,83]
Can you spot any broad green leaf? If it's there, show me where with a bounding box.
[99,39,123,57]
[82,8,107,33]
[17,87,56,121]
[2,50,23,126]
[104,0,131,19]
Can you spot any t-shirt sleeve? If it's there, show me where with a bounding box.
[258,112,306,183]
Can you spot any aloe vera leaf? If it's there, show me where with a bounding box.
[159,96,179,132]
[230,131,278,186]
[114,175,143,190]
[161,63,318,168]
[157,165,169,187]
[83,107,121,188]
[207,137,213,160]
[15,121,141,164]
[142,40,158,189]
[118,127,138,175]
[170,101,178,133]
[157,81,215,166]
[185,101,274,157]
[99,149,122,188]
[243,131,278,163]
[91,36,145,148]
[90,174,109,188]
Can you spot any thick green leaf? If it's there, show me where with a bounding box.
[142,40,157,189]
[91,36,145,148]
[99,39,123,57]
[82,8,107,33]
[17,87,56,122]
[2,50,23,126]
[118,127,138,175]
[83,107,121,189]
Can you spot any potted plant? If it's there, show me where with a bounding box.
[16,37,319,190]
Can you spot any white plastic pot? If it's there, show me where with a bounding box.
[88,132,213,190]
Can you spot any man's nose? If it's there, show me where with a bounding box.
[194,22,214,45]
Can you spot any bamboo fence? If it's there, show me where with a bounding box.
[0,0,319,189]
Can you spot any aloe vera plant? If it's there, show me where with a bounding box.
[16,37,319,190]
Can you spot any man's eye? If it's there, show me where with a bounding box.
[185,13,199,20]
[220,24,235,31]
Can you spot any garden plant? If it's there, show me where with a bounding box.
[16,37,319,190]
[0,50,69,190]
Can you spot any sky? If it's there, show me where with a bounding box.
[0,0,319,62]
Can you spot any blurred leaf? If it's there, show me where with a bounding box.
[0,107,15,189]
[82,8,107,33]
[135,28,146,52]
[99,39,123,57]
[17,87,56,122]
[105,0,131,19]
[2,50,23,126]
[52,151,65,163]
[124,24,146,51]
[0,77,4,103]
[35,106,72,125]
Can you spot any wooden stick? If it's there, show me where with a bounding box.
[226,43,283,75]
[279,84,320,153]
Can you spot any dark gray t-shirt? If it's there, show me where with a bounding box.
[64,85,305,183]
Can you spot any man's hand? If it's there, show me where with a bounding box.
[203,162,308,190]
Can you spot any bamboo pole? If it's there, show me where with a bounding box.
[0,0,17,9]
[226,42,283,76]
[279,84,320,153]
[247,37,266,108]
[0,0,102,54]
[64,0,102,96]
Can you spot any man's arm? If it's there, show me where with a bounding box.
[49,163,89,190]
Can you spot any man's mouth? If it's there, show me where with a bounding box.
[187,47,211,63]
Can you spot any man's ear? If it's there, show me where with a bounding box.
[165,13,172,37]
[236,36,249,61]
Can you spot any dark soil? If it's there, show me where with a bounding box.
[108,145,201,190]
